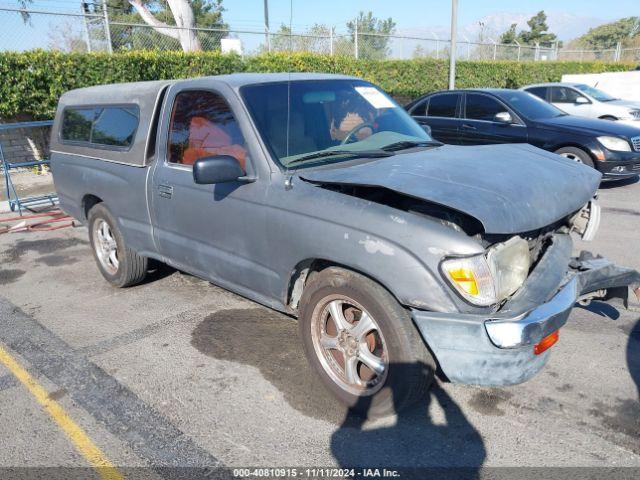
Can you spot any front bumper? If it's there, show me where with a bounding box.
[596,149,640,180]
[412,234,640,386]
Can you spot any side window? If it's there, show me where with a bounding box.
[61,108,95,142]
[526,87,548,101]
[465,94,506,122]
[550,87,583,104]
[426,94,459,118]
[410,98,429,116]
[168,90,247,171]
[61,105,139,148]
[92,107,139,147]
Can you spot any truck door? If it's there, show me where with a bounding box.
[149,84,271,294]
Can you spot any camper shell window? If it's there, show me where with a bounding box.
[60,105,140,150]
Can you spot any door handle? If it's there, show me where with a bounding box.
[462,124,477,130]
[158,184,173,199]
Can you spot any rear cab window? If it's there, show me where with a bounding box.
[60,105,140,149]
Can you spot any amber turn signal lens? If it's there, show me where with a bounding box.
[534,330,559,355]
[448,268,479,296]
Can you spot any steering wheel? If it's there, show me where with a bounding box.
[340,122,375,145]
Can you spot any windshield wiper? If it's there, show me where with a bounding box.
[380,140,443,151]
[285,149,393,167]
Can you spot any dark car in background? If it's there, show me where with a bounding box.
[405,89,640,180]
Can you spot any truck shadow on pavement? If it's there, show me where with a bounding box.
[331,367,486,476]
[628,318,640,402]
[191,308,486,470]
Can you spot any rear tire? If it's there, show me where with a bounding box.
[88,204,148,287]
[554,146,595,168]
[298,267,435,417]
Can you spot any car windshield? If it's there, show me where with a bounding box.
[574,84,618,102]
[493,90,567,120]
[240,79,432,168]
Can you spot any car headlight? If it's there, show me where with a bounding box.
[487,237,531,300]
[442,237,530,306]
[597,136,631,152]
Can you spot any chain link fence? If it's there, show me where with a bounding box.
[1,7,639,62]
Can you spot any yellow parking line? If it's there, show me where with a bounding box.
[0,345,124,480]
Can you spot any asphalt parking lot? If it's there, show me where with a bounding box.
[0,176,639,478]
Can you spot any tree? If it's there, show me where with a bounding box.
[571,16,640,49]
[128,0,199,51]
[48,20,88,52]
[499,24,517,44]
[347,11,396,60]
[104,0,227,51]
[518,11,557,45]
[499,11,558,46]
[268,24,332,54]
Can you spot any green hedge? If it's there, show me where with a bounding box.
[0,50,634,119]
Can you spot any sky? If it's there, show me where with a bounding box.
[224,0,637,36]
[0,0,638,51]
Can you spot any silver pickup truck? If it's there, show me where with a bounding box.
[50,73,640,416]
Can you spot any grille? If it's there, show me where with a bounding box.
[632,136,640,152]
[632,163,640,172]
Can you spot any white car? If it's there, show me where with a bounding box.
[521,82,640,127]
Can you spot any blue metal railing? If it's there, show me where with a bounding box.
[0,120,56,215]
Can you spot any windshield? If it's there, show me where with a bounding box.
[493,90,567,120]
[241,79,432,168]
[574,84,617,102]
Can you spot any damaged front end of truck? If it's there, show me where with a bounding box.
[300,142,640,386]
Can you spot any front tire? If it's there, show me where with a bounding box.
[298,267,435,417]
[554,146,595,168]
[88,204,148,287]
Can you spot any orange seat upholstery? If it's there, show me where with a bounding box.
[182,116,247,171]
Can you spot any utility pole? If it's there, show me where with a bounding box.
[102,1,112,54]
[81,2,92,53]
[263,0,270,52]
[354,20,359,59]
[448,0,458,90]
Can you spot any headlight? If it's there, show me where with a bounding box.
[442,237,530,306]
[487,237,531,300]
[597,136,631,152]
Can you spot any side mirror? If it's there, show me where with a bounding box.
[494,111,513,124]
[193,155,244,184]
[575,96,590,104]
[421,124,432,136]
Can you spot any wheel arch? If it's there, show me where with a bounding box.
[81,194,103,220]
[550,143,597,162]
[284,257,433,314]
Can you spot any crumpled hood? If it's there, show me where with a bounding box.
[299,143,601,234]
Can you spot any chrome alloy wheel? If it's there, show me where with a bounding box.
[559,152,583,163]
[310,295,389,396]
[93,219,119,275]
